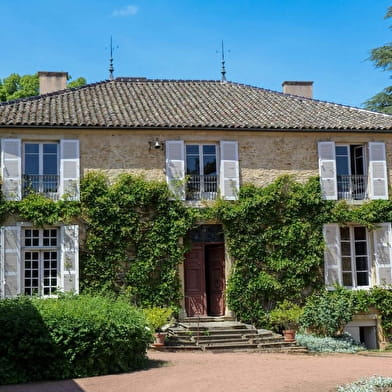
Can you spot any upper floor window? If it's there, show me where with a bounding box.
[318,141,388,201]
[335,145,367,200]
[165,140,239,201]
[186,144,218,200]
[1,138,80,201]
[23,142,59,198]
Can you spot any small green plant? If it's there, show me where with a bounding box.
[336,376,392,391]
[296,332,364,353]
[269,300,303,330]
[143,307,174,332]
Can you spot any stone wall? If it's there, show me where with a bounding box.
[2,127,392,188]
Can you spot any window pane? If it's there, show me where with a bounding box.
[341,242,351,256]
[354,227,366,241]
[340,227,350,240]
[355,241,367,256]
[186,145,199,155]
[336,156,349,175]
[203,145,216,155]
[25,144,39,154]
[336,146,348,156]
[357,272,369,286]
[343,272,353,286]
[43,144,57,154]
[203,156,217,175]
[43,155,57,175]
[356,256,368,271]
[342,257,352,271]
[25,155,39,175]
[186,156,200,175]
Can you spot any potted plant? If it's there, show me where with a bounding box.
[143,307,174,347]
[269,300,303,342]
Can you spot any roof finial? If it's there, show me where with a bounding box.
[220,40,228,82]
[108,36,118,80]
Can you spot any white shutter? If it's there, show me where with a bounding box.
[220,141,239,200]
[373,222,392,286]
[60,225,79,293]
[323,224,342,287]
[1,138,21,201]
[165,140,185,200]
[318,141,337,200]
[368,142,388,200]
[60,139,80,200]
[0,226,21,298]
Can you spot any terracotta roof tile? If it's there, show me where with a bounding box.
[1,78,392,130]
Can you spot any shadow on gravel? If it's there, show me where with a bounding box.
[145,358,170,369]
[0,379,85,392]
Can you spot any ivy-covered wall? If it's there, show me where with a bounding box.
[2,172,392,333]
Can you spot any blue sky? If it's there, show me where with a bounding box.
[1,0,392,107]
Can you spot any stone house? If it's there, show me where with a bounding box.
[1,71,392,347]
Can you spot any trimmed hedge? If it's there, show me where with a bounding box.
[0,295,152,384]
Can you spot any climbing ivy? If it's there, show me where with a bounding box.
[212,175,392,328]
[79,172,197,307]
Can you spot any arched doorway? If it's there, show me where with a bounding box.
[184,225,225,317]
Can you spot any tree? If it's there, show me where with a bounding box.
[0,73,86,102]
[364,6,392,113]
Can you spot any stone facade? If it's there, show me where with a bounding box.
[2,127,392,187]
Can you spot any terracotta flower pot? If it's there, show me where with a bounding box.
[283,329,296,342]
[153,332,166,347]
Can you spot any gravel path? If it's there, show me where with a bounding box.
[1,351,392,392]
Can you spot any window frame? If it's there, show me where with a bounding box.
[340,225,371,289]
[22,227,60,297]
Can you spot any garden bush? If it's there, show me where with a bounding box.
[0,295,151,384]
[300,287,355,336]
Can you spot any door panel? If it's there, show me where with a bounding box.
[205,244,225,316]
[184,244,206,316]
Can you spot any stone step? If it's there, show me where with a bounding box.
[203,341,259,351]
[181,316,236,323]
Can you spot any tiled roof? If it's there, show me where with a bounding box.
[1,78,392,130]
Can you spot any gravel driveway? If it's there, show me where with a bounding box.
[1,350,392,392]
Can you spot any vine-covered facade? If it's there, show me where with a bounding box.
[1,74,392,348]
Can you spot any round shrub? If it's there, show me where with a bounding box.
[0,295,152,384]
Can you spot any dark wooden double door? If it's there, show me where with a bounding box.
[184,243,225,317]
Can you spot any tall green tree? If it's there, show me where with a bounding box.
[0,73,86,102]
[365,6,392,113]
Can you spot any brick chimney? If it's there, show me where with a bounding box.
[38,71,68,94]
[282,81,313,99]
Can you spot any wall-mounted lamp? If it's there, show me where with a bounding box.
[148,138,164,151]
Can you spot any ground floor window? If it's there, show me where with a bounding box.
[340,226,369,287]
[23,228,59,296]
[324,222,392,289]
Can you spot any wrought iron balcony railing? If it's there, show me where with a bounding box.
[23,175,59,200]
[337,175,367,200]
[186,174,218,200]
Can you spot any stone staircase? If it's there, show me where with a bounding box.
[161,317,307,353]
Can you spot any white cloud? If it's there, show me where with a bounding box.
[112,5,138,17]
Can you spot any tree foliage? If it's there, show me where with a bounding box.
[364,6,392,113]
[0,73,86,102]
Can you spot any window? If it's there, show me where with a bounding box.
[336,145,366,200]
[165,140,239,201]
[318,141,388,201]
[186,144,218,200]
[340,226,370,287]
[23,228,59,296]
[324,223,392,289]
[23,142,59,197]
